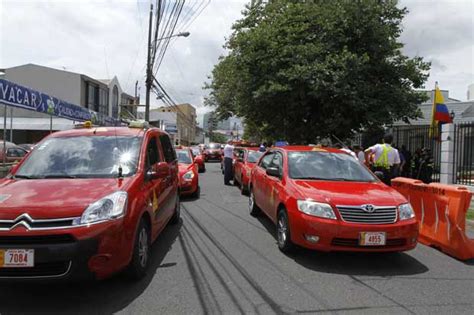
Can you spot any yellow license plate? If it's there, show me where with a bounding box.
[0,249,35,268]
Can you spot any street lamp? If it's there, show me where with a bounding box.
[154,32,190,44]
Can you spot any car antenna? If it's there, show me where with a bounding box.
[331,134,348,149]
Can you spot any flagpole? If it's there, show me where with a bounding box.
[429,82,438,138]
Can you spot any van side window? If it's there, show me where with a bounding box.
[259,152,275,170]
[146,137,159,169]
[160,135,176,162]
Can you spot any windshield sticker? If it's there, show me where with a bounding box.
[312,147,326,152]
[0,194,11,203]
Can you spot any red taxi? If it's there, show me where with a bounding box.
[233,147,263,194]
[190,146,206,173]
[203,143,222,162]
[0,124,180,280]
[176,148,200,198]
[249,146,418,253]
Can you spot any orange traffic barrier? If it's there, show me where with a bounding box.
[392,177,474,260]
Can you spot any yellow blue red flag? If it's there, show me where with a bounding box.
[429,83,452,138]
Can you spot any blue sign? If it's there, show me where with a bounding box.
[275,140,289,147]
[0,79,121,126]
[164,123,178,134]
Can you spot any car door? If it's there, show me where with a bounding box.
[254,151,275,213]
[159,134,178,220]
[143,134,168,237]
[266,151,284,222]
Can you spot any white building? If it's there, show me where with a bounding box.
[468,83,474,101]
[0,64,136,144]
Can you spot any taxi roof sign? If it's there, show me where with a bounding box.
[128,120,150,129]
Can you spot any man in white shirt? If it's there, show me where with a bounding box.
[364,134,400,185]
[223,140,235,185]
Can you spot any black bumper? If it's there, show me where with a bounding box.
[0,235,97,281]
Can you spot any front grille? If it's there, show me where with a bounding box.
[0,215,77,231]
[331,238,406,248]
[0,261,71,278]
[337,206,397,224]
[0,234,76,245]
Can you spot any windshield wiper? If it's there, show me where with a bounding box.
[12,175,36,179]
[42,174,77,179]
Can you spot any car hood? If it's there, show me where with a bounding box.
[0,177,133,219]
[292,180,406,206]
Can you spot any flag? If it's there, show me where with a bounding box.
[429,84,452,138]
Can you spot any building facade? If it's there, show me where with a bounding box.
[0,64,136,143]
[157,103,196,146]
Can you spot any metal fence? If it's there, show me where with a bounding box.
[392,125,441,182]
[454,122,474,186]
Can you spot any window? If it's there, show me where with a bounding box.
[99,88,109,115]
[86,82,98,110]
[7,148,26,158]
[259,152,275,169]
[270,152,283,169]
[146,137,160,169]
[160,135,176,163]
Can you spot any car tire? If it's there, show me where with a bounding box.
[192,185,200,199]
[277,208,294,253]
[248,188,260,217]
[128,218,151,280]
[169,194,180,225]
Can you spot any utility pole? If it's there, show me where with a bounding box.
[145,2,154,122]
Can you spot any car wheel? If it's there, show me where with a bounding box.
[128,219,151,280]
[248,188,260,217]
[169,194,180,225]
[277,208,294,253]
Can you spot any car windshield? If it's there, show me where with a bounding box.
[15,136,142,179]
[288,151,376,182]
[176,150,192,164]
[247,151,263,163]
[209,143,220,149]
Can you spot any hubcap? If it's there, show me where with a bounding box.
[249,191,255,212]
[138,228,149,267]
[278,217,288,246]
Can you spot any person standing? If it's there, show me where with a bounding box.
[354,145,366,164]
[223,140,235,185]
[364,134,400,185]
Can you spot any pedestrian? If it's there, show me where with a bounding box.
[417,148,434,184]
[223,140,235,185]
[354,145,366,163]
[259,142,267,152]
[400,145,412,177]
[364,134,401,185]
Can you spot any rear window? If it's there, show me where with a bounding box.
[176,149,192,164]
[209,143,220,149]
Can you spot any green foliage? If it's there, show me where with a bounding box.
[205,0,430,143]
[210,132,227,144]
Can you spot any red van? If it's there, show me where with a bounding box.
[0,124,180,280]
[249,146,418,253]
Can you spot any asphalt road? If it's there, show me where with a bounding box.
[1,162,473,314]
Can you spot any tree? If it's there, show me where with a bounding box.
[210,132,227,144]
[205,0,430,143]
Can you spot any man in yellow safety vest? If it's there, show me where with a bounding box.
[364,134,400,185]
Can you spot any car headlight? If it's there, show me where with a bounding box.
[183,170,194,180]
[297,200,336,220]
[398,203,415,220]
[77,191,128,225]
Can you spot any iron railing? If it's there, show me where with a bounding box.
[454,122,474,186]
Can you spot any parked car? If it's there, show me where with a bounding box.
[17,143,35,152]
[203,143,222,162]
[0,143,28,163]
[233,147,263,194]
[0,123,180,280]
[190,146,206,173]
[249,146,418,253]
[176,148,200,198]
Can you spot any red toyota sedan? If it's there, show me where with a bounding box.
[0,124,180,281]
[233,147,263,195]
[176,148,200,198]
[249,146,418,253]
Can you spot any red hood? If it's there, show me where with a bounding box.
[0,177,133,219]
[292,180,406,206]
[178,163,193,175]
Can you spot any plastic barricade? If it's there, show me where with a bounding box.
[392,177,474,260]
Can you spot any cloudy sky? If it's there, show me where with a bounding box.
[1,0,473,124]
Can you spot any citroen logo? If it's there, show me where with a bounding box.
[10,214,35,230]
[361,204,376,213]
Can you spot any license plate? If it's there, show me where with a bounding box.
[359,232,386,246]
[0,249,35,268]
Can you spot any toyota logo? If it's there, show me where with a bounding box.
[361,204,376,213]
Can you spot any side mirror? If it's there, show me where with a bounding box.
[146,162,169,181]
[266,166,281,178]
[374,171,384,180]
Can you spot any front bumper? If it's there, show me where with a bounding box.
[0,220,131,281]
[180,177,198,195]
[289,211,418,252]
